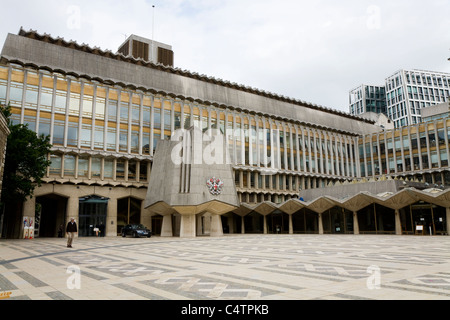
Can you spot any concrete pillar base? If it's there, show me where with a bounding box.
[318,213,324,235]
[180,214,196,238]
[160,215,173,237]
[210,214,223,237]
[353,211,360,235]
[446,207,450,236]
[395,209,402,235]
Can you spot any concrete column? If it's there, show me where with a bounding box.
[318,213,324,235]
[288,213,293,235]
[263,215,268,234]
[395,209,402,235]
[353,211,359,235]
[241,216,245,234]
[180,214,196,238]
[160,214,173,237]
[210,214,223,237]
[446,207,450,236]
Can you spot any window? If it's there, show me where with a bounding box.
[104,159,114,179]
[78,157,89,177]
[49,154,62,175]
[53,120,65,145]
[67,121,78,147]
[64,155,76,176]
[91,157,101,178]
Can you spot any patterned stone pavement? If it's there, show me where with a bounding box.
[1,234,450,301]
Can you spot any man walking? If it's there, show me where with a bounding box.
[66,218,78,248]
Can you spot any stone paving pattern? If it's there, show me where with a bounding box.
[0,234,450,300]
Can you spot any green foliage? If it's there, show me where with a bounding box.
[0,103,52,203]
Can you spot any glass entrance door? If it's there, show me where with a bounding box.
[79,196,109,237]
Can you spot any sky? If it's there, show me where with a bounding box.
[0,0,449,113]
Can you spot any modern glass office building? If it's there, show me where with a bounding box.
[0,29,448,238]
[350,70,450,128]
[349,85,387,116]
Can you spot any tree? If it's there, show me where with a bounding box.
[0,103,52,238]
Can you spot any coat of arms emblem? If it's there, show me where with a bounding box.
[206,177,224,195]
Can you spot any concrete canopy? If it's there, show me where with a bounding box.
[277,198,306,214]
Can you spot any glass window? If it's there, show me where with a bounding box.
[440,150,448,167]
[80,123,92,148]
[64,155,76,176]
[25,85,38,108]
[116,160,125,179]
[131,130,139,154]
[153,133,160,153]
[9,82,23,106]
[108,100,118,122]
[104,159,114,179]
[94,125,104,149]
[53,120,65,145]
[154,109,161,129]
[132,104,140,125]
[143,106,150,126]
[119,129,128,152]
[24,115,36,132]
[431,151,439,168]
[67,121,78,147]
[40,88,53,111]
[91,157,101,178]
[143,132,150,155]
[164,109,171,130]
[120,100,129,122]
[107,127,116,151]
[78,157,89,177]
[38,117,51,138]
[49,154,62,175]
[82,96,93,117]
[96,96,106,120]
[140,161,148,182]
[128,161,136,181]
[0,80,7,104]
[69,93,80,116]
[55,90,67,114]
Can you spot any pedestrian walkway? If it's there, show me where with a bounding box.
[1,234,450,300]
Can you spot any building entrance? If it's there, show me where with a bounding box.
[36,194,68,238]
[411,202,447,235]
[79,196,109,237]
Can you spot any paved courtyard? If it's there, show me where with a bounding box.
[1,234,450,301]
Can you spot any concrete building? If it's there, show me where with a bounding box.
[0,28,448,238]
[421,102,450,123]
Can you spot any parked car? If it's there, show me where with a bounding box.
[121,224,152,238]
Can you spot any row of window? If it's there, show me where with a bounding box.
[0,64,359,177]
[48,154,150,182]
[359,121,450,177]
